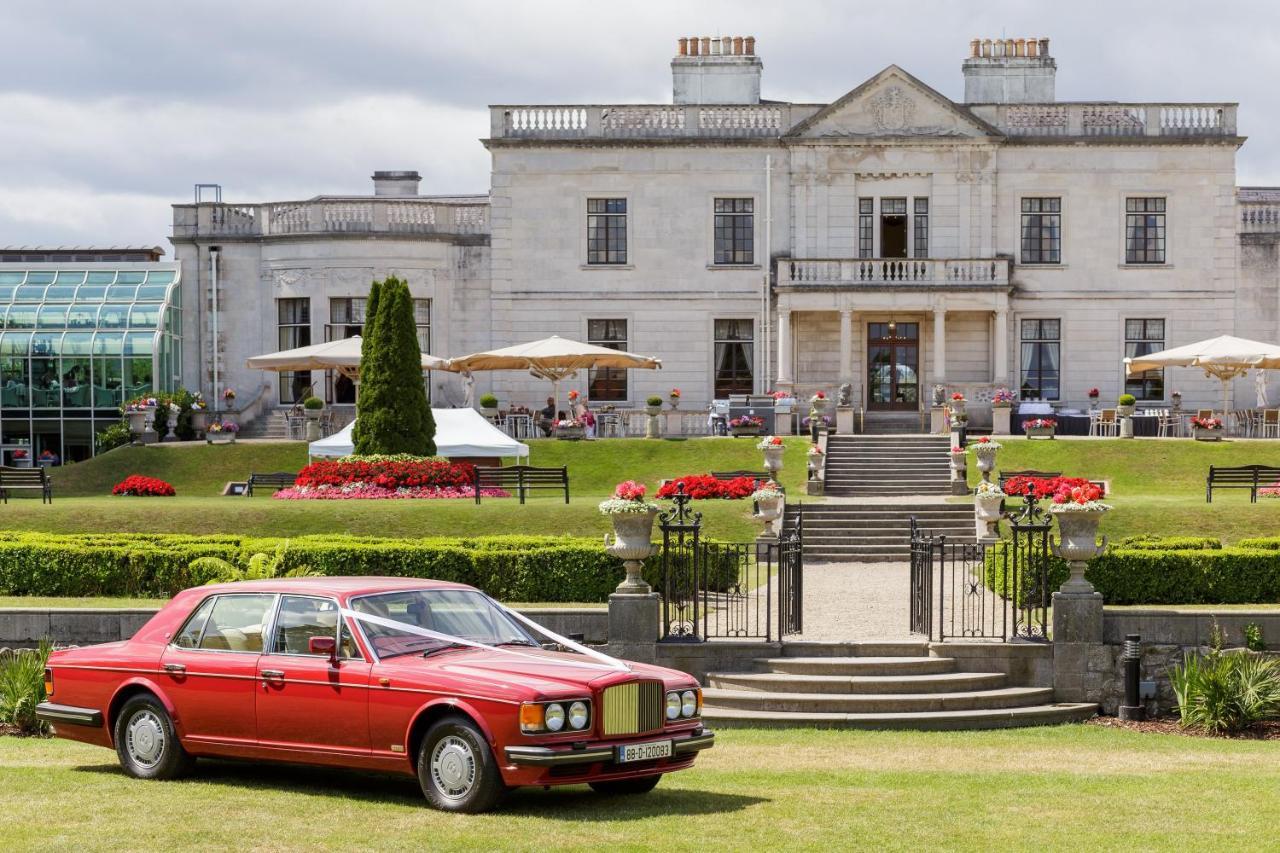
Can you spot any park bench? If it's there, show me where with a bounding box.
[1206,465,1280,503]
[0,466,52,504]
[474,465,569,505]
[246,471,299,497]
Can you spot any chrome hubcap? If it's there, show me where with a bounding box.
[126,710,165,768]
[430,735,476,800]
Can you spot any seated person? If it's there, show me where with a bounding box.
[538,396,556,436]
[580,404,596,438]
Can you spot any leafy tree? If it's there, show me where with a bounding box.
[352,276,436,455]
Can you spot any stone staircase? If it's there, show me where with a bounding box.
[823,435,952,497]
[702,641,1096,730]
[785,503,973,562]
[234,410,291,440]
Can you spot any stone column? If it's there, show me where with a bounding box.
[776,309,793,385]
[932,303,947,384]
[838,309,853,384]
[993,309,1009,384]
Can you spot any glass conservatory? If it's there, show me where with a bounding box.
[0,263,182,463]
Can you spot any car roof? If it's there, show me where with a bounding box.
[195,576,477,599]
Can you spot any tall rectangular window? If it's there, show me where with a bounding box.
[1125,197,1166,264]
[586,198,627,265]
[713,198,754,265]
[326,297,431,403]
[1019,318,1061,401]
[714,319,754,397]
[586,319,628,401]
[1124,318,1165,400]
[858,198,874,258]
[276,298,310,403]
[913,198,929,258]
[1021,197,1062,264]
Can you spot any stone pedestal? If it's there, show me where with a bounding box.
[1052,590,1105,703]
[1119,417,1134,439]
[805,479,824,496]
[776,411,793,435]
[608,592,660,644]
[836,406,854,435]
[930,406,946,434]
[992,407,1011,435]
[645,413,662,439]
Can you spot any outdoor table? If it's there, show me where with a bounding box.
[1012,413,1160,437]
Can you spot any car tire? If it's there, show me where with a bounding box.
[589,775,662,795]
[417,716,507,813]
[113,694,196,781]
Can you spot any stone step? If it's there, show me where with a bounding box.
[699,703,1099,731]
[702,686,1055,714]
[761,655,956,675]
[779,641,931,657]
[706,670,1008,694]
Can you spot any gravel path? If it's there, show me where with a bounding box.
[792,561,922,641]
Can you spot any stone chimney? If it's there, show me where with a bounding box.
[672,35,762,105]
[962,36,1056,103]
[372,170,421,197]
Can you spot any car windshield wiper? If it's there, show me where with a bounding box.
[421,642,473,658]
[494,639,539,647]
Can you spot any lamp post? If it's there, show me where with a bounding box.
[1119,634,1145,721]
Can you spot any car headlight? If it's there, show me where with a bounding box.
[568,701,589,730]
[666,691,681,720]
[681,689,698,718]
[544,703,565,732]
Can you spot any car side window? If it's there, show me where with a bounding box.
[173,597,216,649]
[198,594,275,653]
[273,595,362,659]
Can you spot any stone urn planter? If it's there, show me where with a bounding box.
[1193,426,1223,442]
[949,452,968,472]
[1116,404,1136,418]
[754,494,785,539]
[974,493,1003,521]
[206,433,236,445]
[605,509,659,594]
[645,404,662,417]
[668,396,680,411]
[162,408,179,443]
[556,425,585,441]
[759,440,785,473]
[189,410,208,433]
[1051,510,1108,594]
[126,410,148,435]
[948,397,967,419]
[809,396,830,416]
[974,450,997,475]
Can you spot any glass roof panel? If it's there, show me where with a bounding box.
[136,285,169,301]
[53,271,86,285]
[0,272,24,285]
[44,285,77,301]
[25,272,54,285]
[115,272,145,285]
[62,332,93,355]
[92,332,124,355]
[144,271,175,285]
[75,284,107,301]
[0,332,31,355]
[15,285,46,302]
[6,306,36,329]
[125,332,154,355]
[0,286,14,301]
[105,284,138,300]
[32,333,60,357]
[129,304,160,328]
[67,305,99,328]
[85,271,116,284]
[37,305,69,328]
[97,304,129,328]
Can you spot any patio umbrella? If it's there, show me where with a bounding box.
[1124,334,1280,415]
[446,335,661,414]
[246,336,449,379]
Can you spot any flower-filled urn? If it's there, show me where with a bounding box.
[599,481,660,594]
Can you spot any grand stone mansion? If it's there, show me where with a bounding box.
[169,35,1280,429]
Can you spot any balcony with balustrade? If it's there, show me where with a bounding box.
[171,197,490,243]
[776,257,1011,291]
[488,103,812,142]
[1239,188,1280,235]
[978,102,1240,140]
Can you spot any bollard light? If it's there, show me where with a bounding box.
[1118,633,1145,721]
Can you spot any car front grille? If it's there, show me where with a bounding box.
[601,680,664,736]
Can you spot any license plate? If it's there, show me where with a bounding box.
[616,739,672,763]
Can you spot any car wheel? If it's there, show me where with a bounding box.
[417,716,506,813]
[589,775,662,795]
[113,694,196,780]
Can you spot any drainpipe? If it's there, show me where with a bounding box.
[210,246,220,413]
[763,154,773,392]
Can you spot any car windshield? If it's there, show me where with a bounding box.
[349,588,538,660]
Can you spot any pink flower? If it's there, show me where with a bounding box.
[613,480,647,501]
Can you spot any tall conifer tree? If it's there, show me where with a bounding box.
[352,276,435,455]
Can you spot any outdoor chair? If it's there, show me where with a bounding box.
[1262,409,1280,439]
[1092,409,1118,437]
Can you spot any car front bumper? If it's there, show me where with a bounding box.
[504,728,715,767]
[36,702,103,728]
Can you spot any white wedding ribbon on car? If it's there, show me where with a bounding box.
[339,603,630,673]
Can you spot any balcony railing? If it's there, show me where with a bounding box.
[777,257,1010,288]
[490,104,801,140]
[983,102,1238,138]
[172,198,490,239]
[1239,189,1280,234]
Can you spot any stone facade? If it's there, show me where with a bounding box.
[169,36,1279,421]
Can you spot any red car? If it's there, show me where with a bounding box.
[37,577,713,812]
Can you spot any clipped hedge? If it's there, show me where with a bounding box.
[0,532,741,602]
[985,540,1280,605]
[1237,537,1280,551]
[1116,535,1222,551]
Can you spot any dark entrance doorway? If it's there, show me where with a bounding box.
[880,198,908,258]
[867,321,919,410]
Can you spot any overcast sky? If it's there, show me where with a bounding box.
[2,0,1277,249]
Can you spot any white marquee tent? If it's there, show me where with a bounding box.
[309,408,529,460]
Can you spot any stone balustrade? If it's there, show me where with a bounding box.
[986,102,1238,138]
[173,198,490,239]
[1239,189,1280,234]
[778,257,1010,288]
[491,104,793,140]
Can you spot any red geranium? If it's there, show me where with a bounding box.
[1003,475,1093,500]
[294,458,476,490]
[112,475,176,497]
[657,474,758,500]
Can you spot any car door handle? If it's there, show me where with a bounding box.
[260,669,285,680]
[163,663,186,675]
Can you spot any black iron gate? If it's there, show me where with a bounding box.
[909,505,1051,642]
[658,485,803,642]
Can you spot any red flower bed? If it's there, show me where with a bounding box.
[656,474,758,500]
[294,458,476,490]
[1003,475,1093,500]
[112,475,176,497]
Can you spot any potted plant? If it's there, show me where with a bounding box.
[729,414,764,437]
[1049,481,1112,594]
[809,391,829,415]
[970,436,1001,476]
[806,444,824,479]
[1087,388,1100,409]
[555,417,585,440]
[222,387,236,407]
[949,446,968,472]
[37,449,58,468]
[1023,417,1056,439]
[948,391,967,418]
[162,401,181,442]
[645,395,663,416]
[990,388,1015,435]
[973,479,1006,535]
[189,394,208,432]
[600,480,660,594]
[1191,415,1224,441]
[10,447,31,468]
[478,393,499,418]
[206,420,239,444]
[669,388,681,410]
[757,435,785,472]
[1117,393,1137,418]
[771,390,796,413]
[751,480,786,538]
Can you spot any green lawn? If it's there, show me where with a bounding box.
[2,726,1277,851]
[966,437,1280,543]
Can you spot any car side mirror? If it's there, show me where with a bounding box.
[309,636,338,663]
